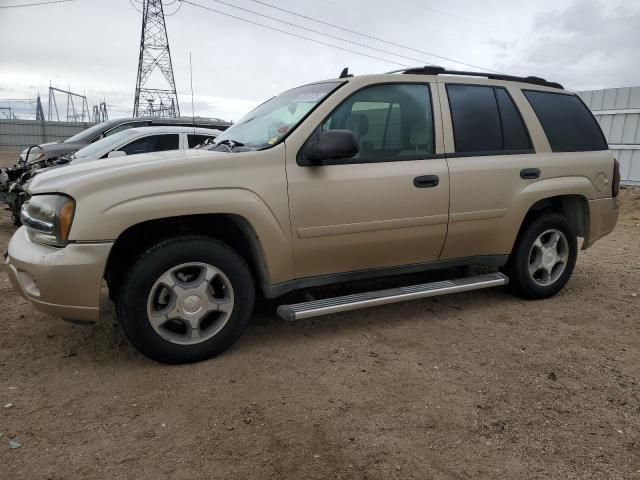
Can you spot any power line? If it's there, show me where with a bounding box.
[202,0,436,67]
[128,0,143,14]
[164,0,183,15]
[180,0,411,68]
[0,0,73,8]
[246,0,501,73]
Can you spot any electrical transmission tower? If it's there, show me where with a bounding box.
[35,94,45,121]
[133,0,180,118]
[92,100,109,124]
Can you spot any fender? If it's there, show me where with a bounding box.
[79,187,294,285]
[518,175,596,203]
[501,175,595,253]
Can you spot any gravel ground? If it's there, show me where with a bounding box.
[1,187,639,479]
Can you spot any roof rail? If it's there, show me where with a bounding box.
[387,66,564,90]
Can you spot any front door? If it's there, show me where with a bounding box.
[285,82,450,279]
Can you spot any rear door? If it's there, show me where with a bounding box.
[437,81,540,260]
[285,82,450,279]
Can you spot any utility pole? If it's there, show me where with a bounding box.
[133,0,180,118]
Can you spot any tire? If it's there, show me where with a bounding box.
[116,235,255,364]
[504,212,578,300]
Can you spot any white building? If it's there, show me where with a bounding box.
[578,87,640,186]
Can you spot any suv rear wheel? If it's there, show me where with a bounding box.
[116,236,255,364]
[505,213,577,299]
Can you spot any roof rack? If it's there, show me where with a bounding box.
[386,66,564,90]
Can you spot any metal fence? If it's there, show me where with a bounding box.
[0,119,94,151]
[578,87,640,186]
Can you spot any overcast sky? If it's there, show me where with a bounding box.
[0,0,638,121]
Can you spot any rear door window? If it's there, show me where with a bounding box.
[117,134,179,155]
[523,90,608,152]
[447,85,502,153]
[447,84,532,154]
[495,88,532,151]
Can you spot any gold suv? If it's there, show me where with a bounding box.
[6,67,620,363]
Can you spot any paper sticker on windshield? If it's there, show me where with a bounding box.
[267,136,278,145]
[292,92,325,102]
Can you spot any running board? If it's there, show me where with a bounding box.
[276,272,509,321]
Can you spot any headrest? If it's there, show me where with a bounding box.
[346,113,370,137]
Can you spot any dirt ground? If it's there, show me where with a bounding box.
[1,175,639,479]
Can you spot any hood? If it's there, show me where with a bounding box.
[27,148,230,194]
[20,141,60,153]
[20,142,86,162]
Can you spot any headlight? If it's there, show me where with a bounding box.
[21,194,75,247]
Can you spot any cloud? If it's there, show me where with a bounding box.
[1,0,638,121]
[518,0,640,89]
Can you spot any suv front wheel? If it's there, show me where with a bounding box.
[505,213,578,299]
[116,236,255,364]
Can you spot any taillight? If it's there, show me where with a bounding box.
[612,158,621,197]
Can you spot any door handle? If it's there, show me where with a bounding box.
[414,175,439,188]
[520,168,541,180]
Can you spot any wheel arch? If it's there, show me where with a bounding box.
[104,213,272,300]
[514,194,590,252]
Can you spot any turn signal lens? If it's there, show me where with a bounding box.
[58,199,75,241]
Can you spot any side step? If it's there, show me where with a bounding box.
[276,272,509,321]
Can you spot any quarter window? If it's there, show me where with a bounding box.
[188,134,215,148]
[446,84,532,154]
[321,84,434,163]
[523,90,607,152]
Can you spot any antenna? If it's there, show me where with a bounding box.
[339,67,353,78]
[190,51,195,130]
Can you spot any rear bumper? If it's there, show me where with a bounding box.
[6,227,112,322]
[584,197,619,249]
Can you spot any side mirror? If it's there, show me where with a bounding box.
[302,129,359,165]
[107,150,127,158]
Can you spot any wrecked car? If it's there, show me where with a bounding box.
[1,117,229,223]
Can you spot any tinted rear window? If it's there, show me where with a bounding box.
[447,85,502,153]
[523,90,607,152]
[447,84,532,154]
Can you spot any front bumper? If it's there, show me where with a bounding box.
[583,197,619,249]
[6,227,113,322]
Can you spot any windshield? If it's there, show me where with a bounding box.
[73,129,137,158]
[214,81,342,149]
[64,122,113,144]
